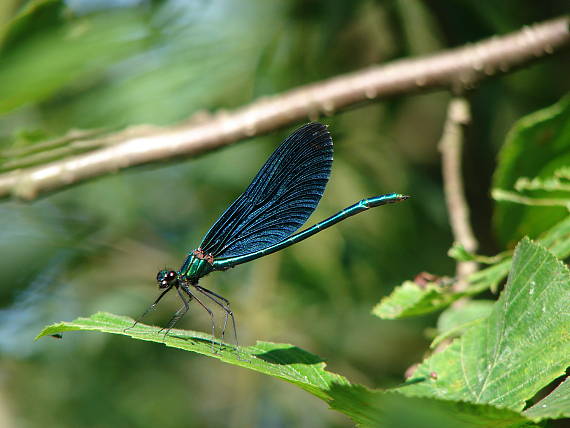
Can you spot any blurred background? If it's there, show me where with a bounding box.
[0,1,567,427]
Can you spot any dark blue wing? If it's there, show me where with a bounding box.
[199,122,333,259]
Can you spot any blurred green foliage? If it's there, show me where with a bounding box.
[493,96,570,246]
[0,0,568,427]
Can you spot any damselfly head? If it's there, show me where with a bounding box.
[156,269,177,289]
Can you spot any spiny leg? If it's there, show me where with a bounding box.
[126,286,172,332]
[195,285,238,348]
[181,284,217,350]
[159,286,191,337]
[195,286,230,339]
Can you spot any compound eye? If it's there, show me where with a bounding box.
[156,269,177,288]
[156,270,167,282]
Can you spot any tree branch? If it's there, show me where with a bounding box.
[1,17,568,200]
[438,97,478,291]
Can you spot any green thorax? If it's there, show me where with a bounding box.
[179,249,215,283]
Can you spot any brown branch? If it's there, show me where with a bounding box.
[439,97,478,291]
[1,17,568,201]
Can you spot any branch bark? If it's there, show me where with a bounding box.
[1,17,568,201]
[439,97,478,291]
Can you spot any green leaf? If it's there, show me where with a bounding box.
[471,213,570,292]
[371,280,459,319]
[493,95,570,246]
[38,313,540,427]
[467,258,512,294]
[373,215,570,319]
[371,266,506,320]
[524,377,570,421]
[328,384,534,428]
[396,238,570,410]
[37,312,350,403]
[431,300,494,348]
[437,300,494,334]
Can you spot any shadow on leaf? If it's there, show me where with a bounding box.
[254,346,324,365]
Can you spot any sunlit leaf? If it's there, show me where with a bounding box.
[396,239,570,410]
[37,311,350,402]
[38,312,540,427]
[372,280,461,319]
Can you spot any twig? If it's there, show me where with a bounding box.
[0,17,568,201]
[439,97,478,291]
